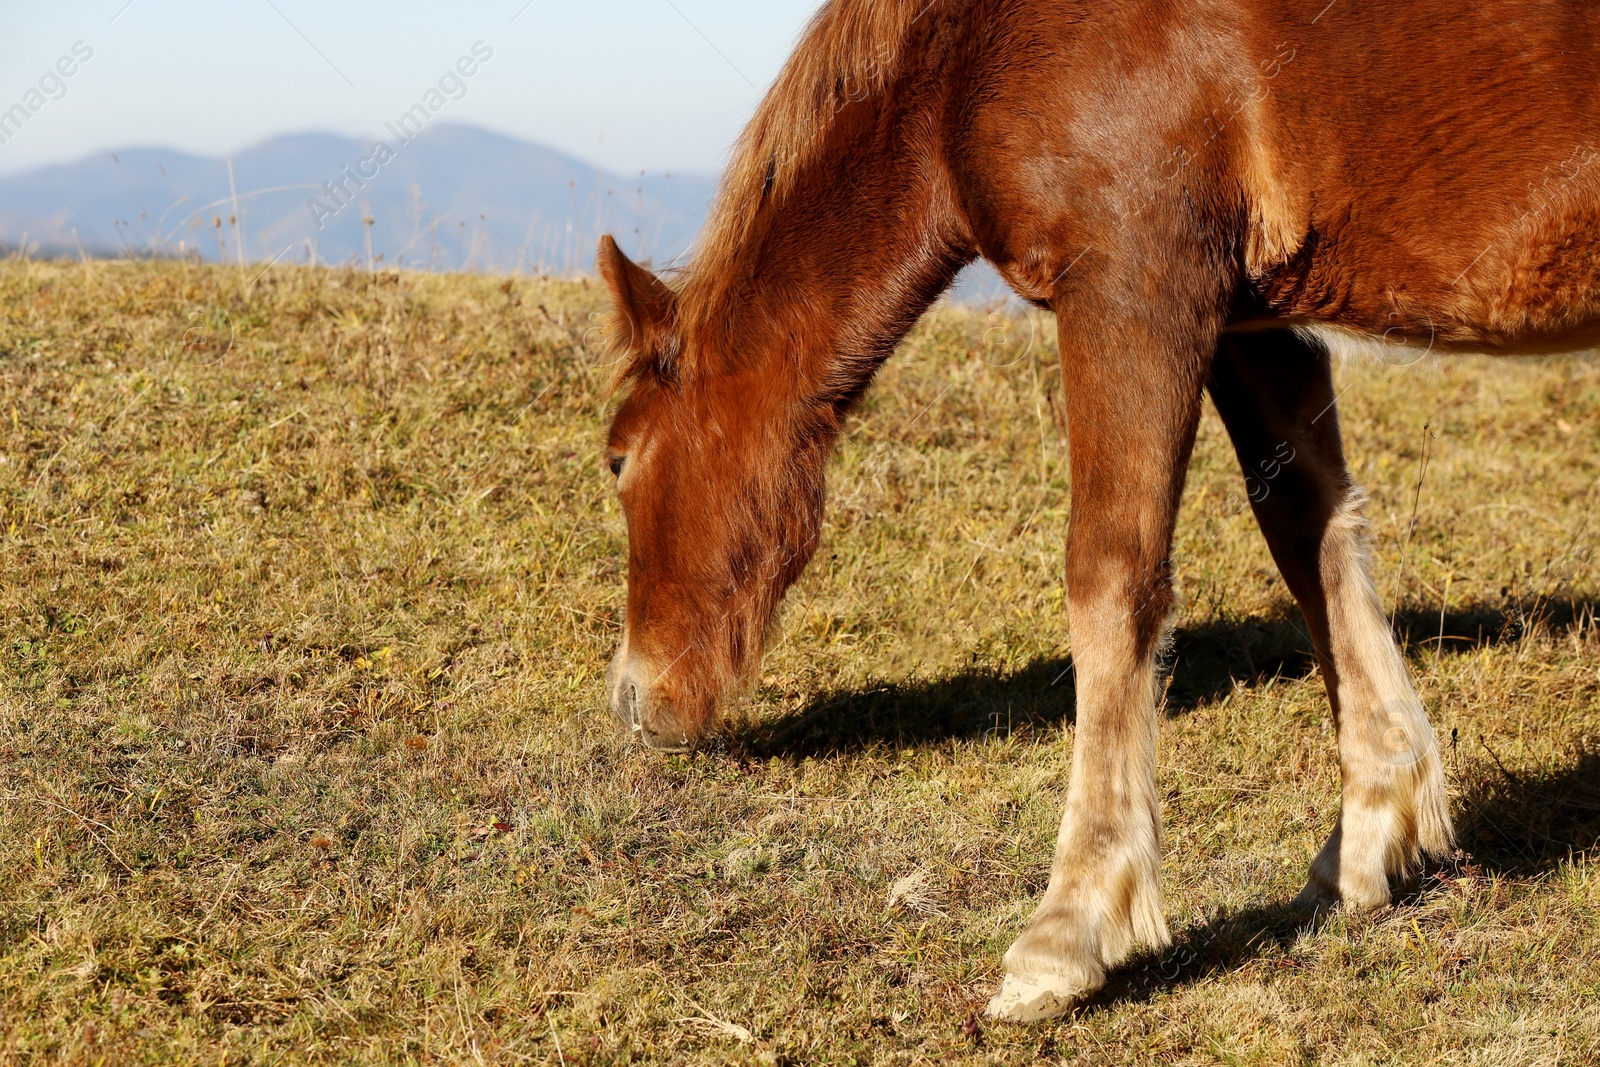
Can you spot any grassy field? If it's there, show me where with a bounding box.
[1,259,1598,1065]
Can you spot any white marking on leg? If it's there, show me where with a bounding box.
[1301,491,1454,909]
[988,599,1171,1021]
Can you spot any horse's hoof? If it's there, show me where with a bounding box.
[983,972,1085,1022]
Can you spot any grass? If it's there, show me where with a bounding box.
[1,258,1598,1065]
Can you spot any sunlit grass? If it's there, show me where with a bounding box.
[2,259,1597,1064]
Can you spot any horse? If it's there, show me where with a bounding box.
[595,0,1600,1022]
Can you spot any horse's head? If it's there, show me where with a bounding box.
[597,237,828,749]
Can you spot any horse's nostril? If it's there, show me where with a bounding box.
[624,684,641,732]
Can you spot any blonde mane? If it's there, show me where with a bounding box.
[676,0,947,336]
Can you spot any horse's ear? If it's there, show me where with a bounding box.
[597,235,675,361]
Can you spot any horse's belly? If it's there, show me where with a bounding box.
[1246,197,1600,357]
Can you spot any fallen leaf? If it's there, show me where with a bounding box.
[887,867,945,915]
[679,1010,753,1045]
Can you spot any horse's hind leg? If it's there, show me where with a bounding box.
[985,276,1212,1022]
[1207,329,1454,910]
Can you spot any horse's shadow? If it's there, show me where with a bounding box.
[736,603,1318,758]
[1455,744,1600,876]
[738,596,1593,759]
[732,596,1600,1011]
[1086,742,1600,1011]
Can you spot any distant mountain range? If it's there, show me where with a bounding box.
[0,124,716,274]
[0,122,1014,300]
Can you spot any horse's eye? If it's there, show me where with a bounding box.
[607,455,626,478]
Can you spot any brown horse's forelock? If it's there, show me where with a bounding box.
[610,356,832,694]
[630,445,825,724]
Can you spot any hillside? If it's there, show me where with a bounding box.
[0,125,715,273]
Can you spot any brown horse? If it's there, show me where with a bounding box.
[596,0,1600,1021]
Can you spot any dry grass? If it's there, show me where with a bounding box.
[1,259,1598,1065]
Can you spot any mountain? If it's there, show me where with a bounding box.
[0,124,716,274]
[0,122,1015,302]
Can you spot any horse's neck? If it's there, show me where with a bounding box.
[689,117,972,392]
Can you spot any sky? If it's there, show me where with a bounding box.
[0,0,822,177]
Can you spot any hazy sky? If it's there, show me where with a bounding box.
[0,0,821,176]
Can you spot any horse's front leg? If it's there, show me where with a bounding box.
[986,277,1214,1021]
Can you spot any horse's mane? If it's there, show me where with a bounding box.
[674,0,948,340]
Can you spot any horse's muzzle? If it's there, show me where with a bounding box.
[606,651,692,752]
